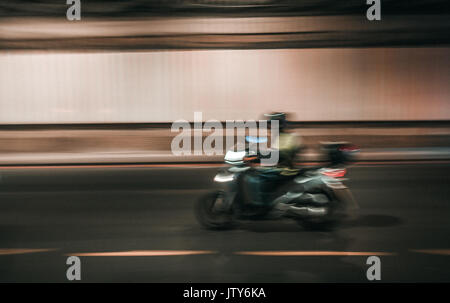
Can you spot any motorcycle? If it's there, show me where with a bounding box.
[195,137,359,230]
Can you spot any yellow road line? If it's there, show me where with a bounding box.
[0,248,56,255]
[67,250,216,257]
[235,251,396,256]
[410,249,450,256]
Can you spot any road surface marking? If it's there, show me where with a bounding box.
[410,249,450,255]
[3,249,449,257]
[67,250,216,257]
[0,248,56,255]
[235,251,396,256]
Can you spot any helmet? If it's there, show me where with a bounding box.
[264,112,287,130]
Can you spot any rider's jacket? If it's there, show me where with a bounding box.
[244,131,302,205]
[272,131,302,168]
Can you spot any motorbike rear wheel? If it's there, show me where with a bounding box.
[195,191,234,230]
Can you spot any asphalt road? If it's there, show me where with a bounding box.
[0,163,449,282]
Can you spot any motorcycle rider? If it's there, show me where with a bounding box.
[264,112,302,170]
[242,112,303,205]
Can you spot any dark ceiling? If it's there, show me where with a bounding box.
[0,0,449,18]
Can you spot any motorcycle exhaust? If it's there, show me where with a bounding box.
[287,206,328,217]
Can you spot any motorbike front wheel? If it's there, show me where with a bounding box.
[195,191,234,230]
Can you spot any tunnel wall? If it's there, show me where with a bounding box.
[0,48,449,124]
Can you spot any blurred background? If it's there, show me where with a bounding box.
[0,0,449,282]
[0,0,449,161]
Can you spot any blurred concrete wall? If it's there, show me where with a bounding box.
[0,48,449,124]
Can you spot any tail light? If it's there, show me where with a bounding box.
[321,168,347,178]
[338,144,359,152]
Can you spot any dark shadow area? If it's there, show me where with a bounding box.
[340,214,403,229]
